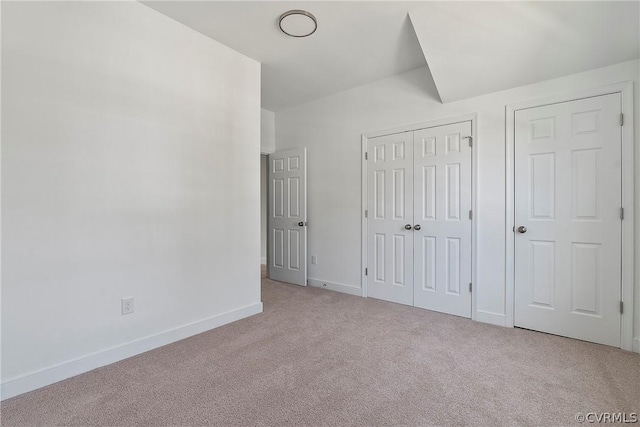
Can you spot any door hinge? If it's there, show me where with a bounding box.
[469,283,472,293]
[620,207,624,220]
[365,152,368,160]
[620,113,624,126]
[365,268,368,276]
[620,300,624,314]
[463,136,473,147]
[469,210,473,220]
[365,210,368,218]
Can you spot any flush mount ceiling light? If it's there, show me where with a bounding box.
[278,10,317,38]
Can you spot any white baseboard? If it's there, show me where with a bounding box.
[307,278,362,296]
[475,310,507,327]
[1,302,263,401]
[260,257,266,265]
[633,338,640,354]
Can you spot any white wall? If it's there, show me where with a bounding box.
[1,1,261,397]
[261,108,276,154]
[276,60,639,344]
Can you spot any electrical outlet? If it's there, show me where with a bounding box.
[121,297,134,315]
[311,255,317,265]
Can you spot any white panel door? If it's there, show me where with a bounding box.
[367,132,414,306]
[413,122,472,318]
[514,94,622,346]
[268,148,307,286]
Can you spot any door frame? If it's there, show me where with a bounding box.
[361,113,478,320]
[505,82,635,351]
[260,153,270,267]
[261,149,274,271]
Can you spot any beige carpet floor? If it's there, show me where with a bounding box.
[2,277,639,426]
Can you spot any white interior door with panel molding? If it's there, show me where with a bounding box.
[268,148,307,286]
[514,94,622,347]
[366,132,415,306]
[366,121,473,318]
[413,122,472,318]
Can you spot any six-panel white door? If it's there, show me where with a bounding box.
[268,148,307,286]
[367,132,414,306]
[413,122,472,318]
[514,94,622,347]
[366,122,473,317]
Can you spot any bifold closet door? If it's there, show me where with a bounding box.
[366,122,473,316]
[413,122,472,318]
[367,132,414,306]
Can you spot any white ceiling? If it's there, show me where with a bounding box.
[143,1,640,110]
[410,1,640,103]
[143,1,429,111]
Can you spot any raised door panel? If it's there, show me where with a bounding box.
[571,149,600,220]
[273,178,284,218]
[446,163,461,221]
[570,243,601,316]
[273,229,284,269]
[530,240,555,309]
[529,153,556,220]
[288,177,301,218]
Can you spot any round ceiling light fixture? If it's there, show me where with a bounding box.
[278,10,317,38]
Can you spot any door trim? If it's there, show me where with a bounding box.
[361,113,478,320]
[505,82,635,351]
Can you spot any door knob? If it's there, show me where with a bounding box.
[404,224,412,230]
[517,226,527,233]
[298,221,305,227]
[414,224,421,231]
